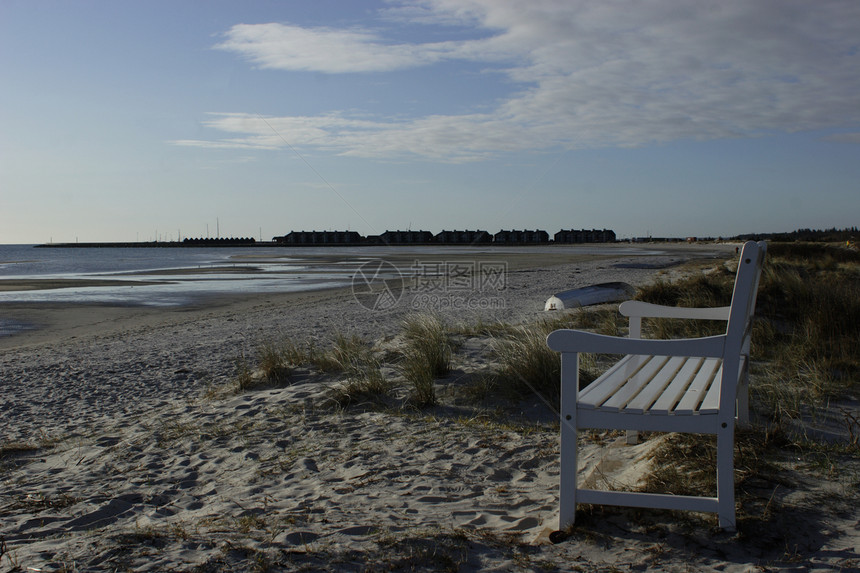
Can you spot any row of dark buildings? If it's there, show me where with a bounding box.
[273,228,616,246]
[182,237,257,246]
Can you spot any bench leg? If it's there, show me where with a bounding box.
[559,353,579,530]
[716,422,737,531]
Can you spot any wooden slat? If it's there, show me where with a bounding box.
[674,358,721,414]
[577,408,721,433]
[577,488,720,513]
[578,355,651,409]
[700,356,747,413]
[648,357,705,415]
[700,362,724,414]
[624,356,688,414]
[601,356,670,411]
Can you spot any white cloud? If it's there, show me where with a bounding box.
[214,22,465,73]
[180,0,860,161]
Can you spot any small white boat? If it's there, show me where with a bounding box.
[544,282,635,311]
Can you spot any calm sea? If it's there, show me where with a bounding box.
[0,242,675,336]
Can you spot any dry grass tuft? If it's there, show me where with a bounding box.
[638,428,789,528]
[491,316,599,407]
[326,334,393,408]
[399,314,452,408]
[257,340,293,384]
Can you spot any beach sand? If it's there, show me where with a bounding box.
[2,244,858,571]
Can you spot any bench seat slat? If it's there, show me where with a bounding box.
[580,356,725,416]
[578,354,651,409]
[700,356,747,414]
[648,357,706,414]
[600,356,671,411]
[624,356,689,414]
[674,358,722,414]
[700,362,723,414]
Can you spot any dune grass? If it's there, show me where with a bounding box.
[399,314,452,408]
[490,315,602,408]
[752,247,860,426]
[228,332,392,404]
[232,356,257,393]
[256,334,357,374]
[256,340,293,384]
[401,314,452,377]
[324,333,392,408]
[632,267,736,339]
[636,427,790,532]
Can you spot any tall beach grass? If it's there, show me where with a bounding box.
[399,314,452,408]
[490,313,606,408]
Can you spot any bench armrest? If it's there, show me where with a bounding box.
[619,300,731,321]
[546,328,726,358]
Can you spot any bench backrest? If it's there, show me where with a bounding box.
[725,241,767,358]
[719,241,766,416]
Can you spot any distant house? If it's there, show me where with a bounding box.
[380,230,434,244]
[554,229,616,243]
[493,229,550,244]
[274,231,362,245]
[434,230,491,244]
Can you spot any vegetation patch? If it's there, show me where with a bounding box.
[9,491,81,512]
[325,333,393,408]
[399,313,452,408]
[490,317,600,408]
[256,339,293,385]
[0,442,41,459]
[1,441,55,474]
[635,242,860,434]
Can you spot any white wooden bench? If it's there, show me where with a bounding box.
[546,241,766,531]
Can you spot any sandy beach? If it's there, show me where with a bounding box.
[2,244,859,572]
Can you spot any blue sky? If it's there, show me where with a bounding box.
[2,0,858,244]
